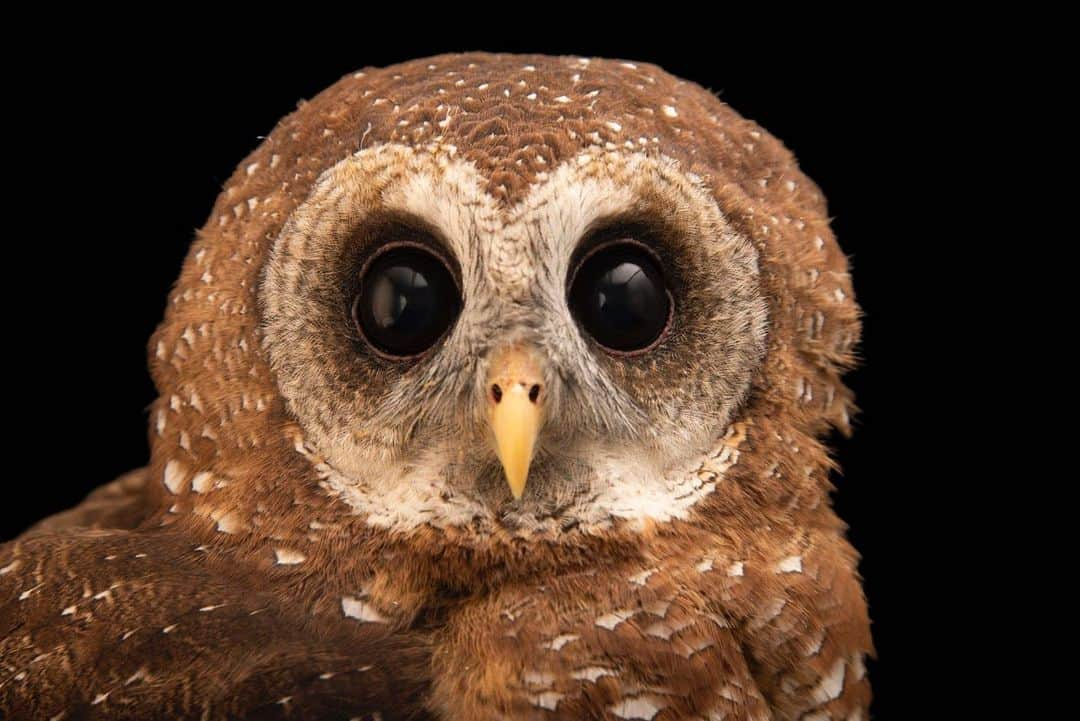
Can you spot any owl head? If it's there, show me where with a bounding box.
[148,54,858,573]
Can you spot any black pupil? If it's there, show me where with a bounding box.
[569,241,671,352]
[354,246,460,357]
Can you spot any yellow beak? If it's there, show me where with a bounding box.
[487,346,544,500]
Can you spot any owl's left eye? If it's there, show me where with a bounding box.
[568,239,673,354]
[352,244,461,358]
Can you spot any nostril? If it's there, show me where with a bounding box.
[528,384,541,404]
[491,384,503,403]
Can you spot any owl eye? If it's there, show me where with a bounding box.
[352,244,461,358]
[568,240,672,353]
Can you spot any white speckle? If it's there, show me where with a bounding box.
[162,624,178,633]
[785,180,797,191]
[277,696,292,705]
[245,162,259,176]
[122,629,138,640]
[14,671,26,681]
[628,568,657,586]
[606,121,623,132]
[18,584,42,601]
[755,598,786,627]
[523,670,555,687]
[695,558,714,573]
[528,691,564,710]
[342,596,390,623]
[677,636,715,658]
[554,95,571,103]
[91,693,109,705]
[526,93,537,100]
[803,712,830,721]
[834,288,847,302]
[803,628,827,657]
[595,609,635,630]
[642,599,670,617]
[163,460,187,494]
[852,653,867,681]
[814,236,825,250]
[620,62,638,69]
[523,65,536,72]
[727,561,744,577]
[571,666,615,682]
[199,604,226,612]
[319,672,336,680]
[662,105,678,118]
[610,695,664,719]
[776,555,803,574]
[125,668,149,685]
[49,714,66,721]
[270,154,281,168]
[477,83,489,90]
[543,634,579,651]
[191,472,214,493]
[274,548,307,565]
[643,622,675,640]
[215,512,243,534]
[0,560,20,575]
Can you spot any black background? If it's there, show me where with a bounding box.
[4,26,964,720]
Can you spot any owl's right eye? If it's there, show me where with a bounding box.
[352,244,461,358]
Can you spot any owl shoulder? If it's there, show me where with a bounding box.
[1,527,432,720]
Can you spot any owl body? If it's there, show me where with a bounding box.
[1,54,870,720]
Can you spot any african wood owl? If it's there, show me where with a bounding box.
[1,54,871,720]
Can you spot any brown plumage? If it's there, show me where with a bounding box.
[1,53,870,720]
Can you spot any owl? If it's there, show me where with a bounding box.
[1,54,871,720]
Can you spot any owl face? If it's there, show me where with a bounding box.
[260,145,767,534]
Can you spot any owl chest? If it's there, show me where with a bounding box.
[423,571,757,721]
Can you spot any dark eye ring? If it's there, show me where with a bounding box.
[567,238,673,355]
[351,241,461,360]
